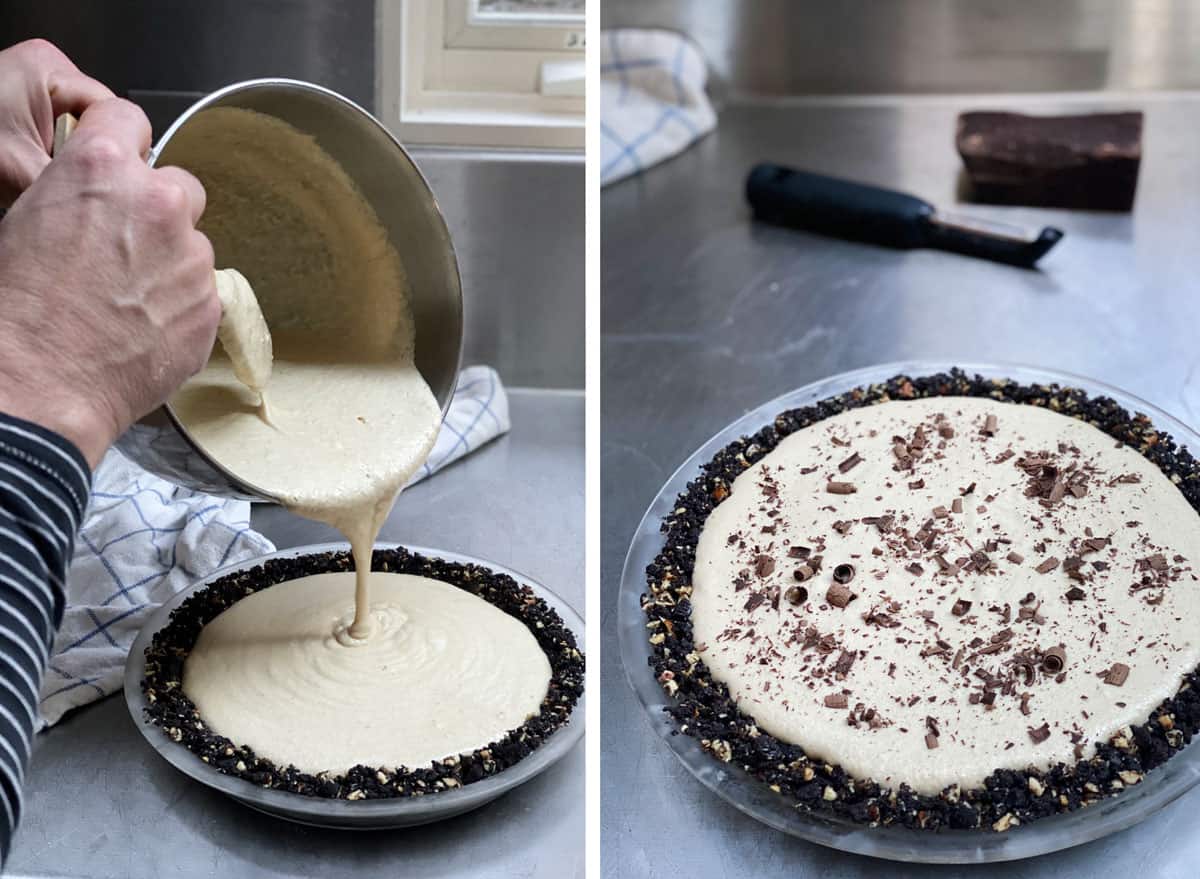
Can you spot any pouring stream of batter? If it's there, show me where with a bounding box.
[164,107,443,642]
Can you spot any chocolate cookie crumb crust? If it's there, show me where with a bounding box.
[143,547,584,800]
[643,370,1200,832]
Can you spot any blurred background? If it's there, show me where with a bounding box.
[603,0,1200,98]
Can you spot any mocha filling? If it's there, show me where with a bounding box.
[143,547,584,800]
[644,369,1200,832]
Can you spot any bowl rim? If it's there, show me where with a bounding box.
[147,77,465,503]
[617,359,1200,864]
[125,541,585,823]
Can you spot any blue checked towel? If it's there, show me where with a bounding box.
[601,29,717,186]
[39,365,510,726]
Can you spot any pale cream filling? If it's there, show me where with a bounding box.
[212,267,273,415]
[692,396,1200,794]
[162,107,550,772]
[182,572,552,774]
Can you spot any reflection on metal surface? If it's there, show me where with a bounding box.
[0,0,375,122]
[601,0,1200,96]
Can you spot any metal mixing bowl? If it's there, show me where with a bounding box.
[115,78,464,500]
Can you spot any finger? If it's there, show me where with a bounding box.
[154,166,207,226]
[72,97,153,160]
[47,69,114,118]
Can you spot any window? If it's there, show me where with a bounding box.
[380,0,585,150]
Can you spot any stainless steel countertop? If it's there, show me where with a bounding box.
[9,389,584,879]
[601,94,1200,878]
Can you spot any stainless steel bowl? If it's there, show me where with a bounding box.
[115,78,464,500]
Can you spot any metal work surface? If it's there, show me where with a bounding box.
[601,0,1200,97]
[10,390,584,879]
[601,94,1200,878]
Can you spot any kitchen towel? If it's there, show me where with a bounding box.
[38,365,510,726]
[601,29,717,187]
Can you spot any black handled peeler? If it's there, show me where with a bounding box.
[746,163,1063,268]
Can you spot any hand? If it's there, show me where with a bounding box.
[0,98,221,468]
[0,39,114,206]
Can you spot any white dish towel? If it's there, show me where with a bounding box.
[601,29,717,187]
[39,365,511,726]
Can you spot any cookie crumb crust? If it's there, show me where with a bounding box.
[143,546,584,800]
[644,370,1200,831]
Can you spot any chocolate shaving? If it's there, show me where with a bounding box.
[1105,663,1130,686]
[838,452,863,474]
[935,554,959,575]
[925,733,939,750]
[982,414,998,436]
[787,546,811,559]
[827,481,857,495]
[784,585,808,606]
[754,555,775,578]
[952,498,964,514]
[1007,551,1025,565]
[833,650,857,676]
[826,583,857,609]
[824,693,848,709]
[1035,557,1060,574]
[1028,723,1051,744]
[1041,646,1066,674]
[906,563,924,576]
[907,478,925,489]
[832,563,856,584]
[951,599,972,617]
[1064,586,1087,602]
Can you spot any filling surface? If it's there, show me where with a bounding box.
[692,396,1200,794]
[183,572,552,774]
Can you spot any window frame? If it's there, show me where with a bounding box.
[380,0,585,150]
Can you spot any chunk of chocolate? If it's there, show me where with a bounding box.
[754,555,775,578]
[826,583,857,608]
[1041,645,1066,674]
[785,585,808,606]
[956,111,1143,211]
[1105,662,1130,686]
[832,563,856,584]
[824,693,848,709]
[826,481,857,495]
[1035,557,1060,574]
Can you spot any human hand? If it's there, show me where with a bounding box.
[0,39,114,206]
[0,98,220,468]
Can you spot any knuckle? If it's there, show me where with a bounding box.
[148,177,189,220]
[16,38,65,65]
[73,134,125,174]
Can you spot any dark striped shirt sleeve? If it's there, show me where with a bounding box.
[0,413,90,863]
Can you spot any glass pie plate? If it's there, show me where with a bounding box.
[125,542,585,829]
[617,360,1200,864]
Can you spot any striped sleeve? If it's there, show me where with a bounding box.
[0,413,90,863]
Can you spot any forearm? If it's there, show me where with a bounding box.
[0,412,89,862]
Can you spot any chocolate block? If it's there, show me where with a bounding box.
[957,111,1143,211]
